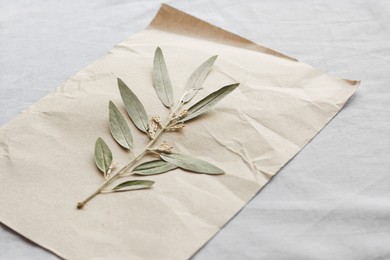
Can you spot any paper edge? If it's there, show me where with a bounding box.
[148,4,298,62]
[0,221,63,260]
[147,4,361,87]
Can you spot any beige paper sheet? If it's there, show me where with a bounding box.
[0,4,359,260]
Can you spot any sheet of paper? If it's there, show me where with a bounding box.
[0,4,359,259]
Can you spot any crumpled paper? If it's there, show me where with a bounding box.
[0,4,359,259]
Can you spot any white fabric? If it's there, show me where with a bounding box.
[0,1,389,259]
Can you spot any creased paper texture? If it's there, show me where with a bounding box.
[0,4,359,260]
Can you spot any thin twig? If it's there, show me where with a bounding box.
[76,104,183,209]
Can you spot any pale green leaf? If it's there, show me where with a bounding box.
[153,47,174,107]
[113,180,155,192]
[181,83,239,122]
[133,160,178,176]
[109,101,133,149]
[118,78,149,133]
[182,55,217,103]
[94,138,113,174]
[160,153,224,175]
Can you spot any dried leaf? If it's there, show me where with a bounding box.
[113,180,155,192]
[94,138,113,174]
[118,78,149,133]
[109,101,133,149]
[182,55,218,103]
[153,47,174,107]
[133,160,178,176]
[160,153,224,175]
[181,83,239,122]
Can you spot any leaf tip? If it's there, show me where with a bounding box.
[216,169,225,175]
[117,78,126,90]
[155,47,163,57]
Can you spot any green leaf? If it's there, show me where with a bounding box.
[109,101,133,149]
[181,83,239,122]
[153,47,174,107]
[182,55,218,103]
[160,153,224,175]
[133,160,178,176]
[94,138,113,174]
[118,78,149,133]
[113,180,155,192]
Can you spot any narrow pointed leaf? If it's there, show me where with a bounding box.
[160,153,224,175]
[94,138,113,174]
[133,160,178,176]
[182,55,218,103]
[181,83,239,122]
[153,47,174,107]
[109,101,133,149]
[118,78,149,132]
[113,180,155,192]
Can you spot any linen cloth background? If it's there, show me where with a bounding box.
[0,1,389,259]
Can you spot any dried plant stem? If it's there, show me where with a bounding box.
[77,105,183,209]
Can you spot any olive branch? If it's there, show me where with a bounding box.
[77,47,239,209]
